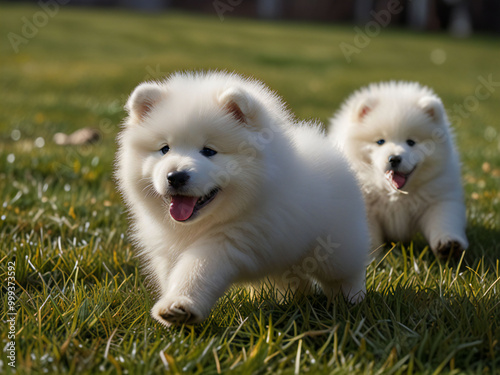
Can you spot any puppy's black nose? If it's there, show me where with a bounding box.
[388,155,402,168]
[167,171,190,189]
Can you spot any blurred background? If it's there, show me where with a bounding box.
[4,0,500,35]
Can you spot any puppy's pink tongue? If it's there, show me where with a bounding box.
[170,196,198,221]
[385,170,407,190]
[392,172,407,189]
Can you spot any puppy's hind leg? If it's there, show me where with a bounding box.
[263,271,316,304]
[319,281,342,306]
[320,271,366,306]
[339,272,366,304]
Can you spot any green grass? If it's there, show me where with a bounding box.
[1,4,499,374]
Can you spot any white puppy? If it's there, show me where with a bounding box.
[116,72,370,326]
[329,81,468,259]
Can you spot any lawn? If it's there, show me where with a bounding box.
[1,4,499,374]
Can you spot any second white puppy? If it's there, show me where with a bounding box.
[329,81,468,259]
[116,72,370,326]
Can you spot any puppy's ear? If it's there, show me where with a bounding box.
[218,87,256,125]
[352,97,377,123]
[418,96,445,123]
[125,82,165,124]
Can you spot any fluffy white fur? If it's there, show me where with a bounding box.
[329,81,468,259]
[116,71,370,326]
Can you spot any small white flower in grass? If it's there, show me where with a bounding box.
[11,129,21,141]
[7,154,15,163]
[430,48,446,65]
[484,126,497,142]
[35,137,45,148]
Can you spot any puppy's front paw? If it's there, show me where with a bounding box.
[435,240,464,260]
[151,297,203,326]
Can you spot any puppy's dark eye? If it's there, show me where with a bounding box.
[406,139,416,147]
[376,139,385,145]
[160,145,170,155]
[200,147,217,157]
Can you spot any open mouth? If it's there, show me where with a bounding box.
[384,168,415,193]
[168,188,219,222]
